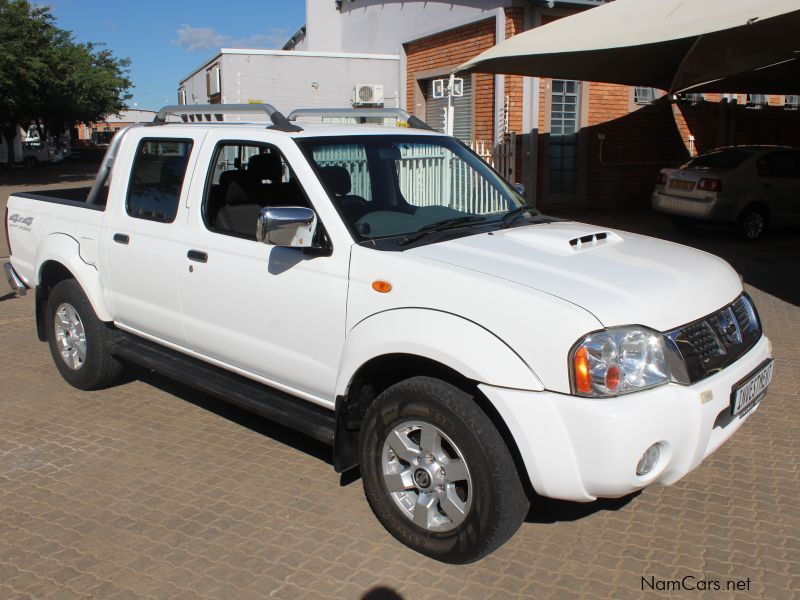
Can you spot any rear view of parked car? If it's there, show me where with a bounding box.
[652,146,800,240]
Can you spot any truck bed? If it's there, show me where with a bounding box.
[7,187,107,287]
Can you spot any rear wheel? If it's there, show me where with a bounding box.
[737,207,767,241]
[46,279,123,390]
[360,376,529,563]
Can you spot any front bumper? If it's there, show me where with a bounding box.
[480,334,772,502]
[3,262,28,296]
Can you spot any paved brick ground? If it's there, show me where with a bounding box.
[1,170,798,598]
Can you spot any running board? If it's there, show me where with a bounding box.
[109,334,335,445]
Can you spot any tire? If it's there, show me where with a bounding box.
[360,376,529,563]
[24,156,37,170]
[46,279,123,390]
[737,207,767,241]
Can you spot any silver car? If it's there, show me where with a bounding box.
[652,145,800,240]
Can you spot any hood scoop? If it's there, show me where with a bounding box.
[568,231,619,251]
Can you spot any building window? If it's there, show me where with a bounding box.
[549,79,580,196]
[206,64,221,97]
[634,86,657,105]
[746,94,768,109]
[785,95,800,110]
[680,92,704,105]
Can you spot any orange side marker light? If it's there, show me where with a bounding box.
[574,346,591,394]
[372,280,392,293]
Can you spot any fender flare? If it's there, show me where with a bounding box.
[335,308,544,397]
[35,233,113,322]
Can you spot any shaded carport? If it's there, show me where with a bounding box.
[457,0,800,208]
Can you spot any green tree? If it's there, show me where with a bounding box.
[0,0,132,165]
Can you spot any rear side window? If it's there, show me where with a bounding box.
[684,148,753,170]
[757,151,800,178]
[126,139,193,223]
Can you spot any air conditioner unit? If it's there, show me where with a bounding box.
[353,83,384,106]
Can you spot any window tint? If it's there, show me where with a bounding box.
[757,151,800,178]
[685,148,753,170]
[311,144,372,201]
[204,141,308,239]
[127,139,192,223]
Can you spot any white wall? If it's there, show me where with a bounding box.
[179,51,400,115]
[329,0,509,54]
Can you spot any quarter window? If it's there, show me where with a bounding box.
[126,139,193,223]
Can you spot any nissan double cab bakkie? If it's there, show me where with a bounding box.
[4,104,774,563]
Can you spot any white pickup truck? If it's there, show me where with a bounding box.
[4,104,773,563]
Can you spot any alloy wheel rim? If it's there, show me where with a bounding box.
[54,303,87,370]
[744,213,764,239]
[381,420,472,532]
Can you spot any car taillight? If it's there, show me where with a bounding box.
[698,177,722,192]
[656,173,667,186]
[3,207,10,256]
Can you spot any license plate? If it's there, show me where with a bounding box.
[669,179,695,191]
[731,359,773,417]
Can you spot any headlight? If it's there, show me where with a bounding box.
[570,327,670,397]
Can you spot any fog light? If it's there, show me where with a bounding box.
[636,444,661,476]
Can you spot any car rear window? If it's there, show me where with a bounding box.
[684,148,754,170]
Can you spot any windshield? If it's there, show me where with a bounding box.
[296,135,531,241]
[683,148,754,170]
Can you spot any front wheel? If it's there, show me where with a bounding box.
[46,279,123,390]
[360,376,529,563]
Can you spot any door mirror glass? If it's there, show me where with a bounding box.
[257,206,317,248]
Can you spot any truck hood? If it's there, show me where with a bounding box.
[407,221,742,332]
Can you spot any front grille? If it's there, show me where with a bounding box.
[665,293,762,384]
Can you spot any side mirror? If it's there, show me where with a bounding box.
[257,206,317,248]
[513,183,526,195]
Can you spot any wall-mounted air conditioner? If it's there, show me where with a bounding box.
[353,84,384,107]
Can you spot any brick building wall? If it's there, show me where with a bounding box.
[403,6,800,213]
[404,18,496,145]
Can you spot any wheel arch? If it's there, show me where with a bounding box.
[35,236,113,340]
[333,351,535,497]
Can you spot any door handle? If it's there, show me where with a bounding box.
[187,250,208,263]
[113,233,129,244]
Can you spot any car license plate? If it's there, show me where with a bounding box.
[730,359,773,417]
[669,179,695,191]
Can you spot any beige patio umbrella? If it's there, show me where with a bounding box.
[458,0,800,94]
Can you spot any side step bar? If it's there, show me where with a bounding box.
[109,334,335,445]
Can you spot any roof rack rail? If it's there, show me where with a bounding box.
[152,103,302,132]
[287,107,434,131]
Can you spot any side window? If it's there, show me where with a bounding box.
[204,141,307,239]
[126,139,193,223]
[757,152,799,178]
[311,144,372,201]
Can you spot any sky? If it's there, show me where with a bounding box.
[44,0,307,111]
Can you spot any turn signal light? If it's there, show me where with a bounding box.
[372,280,392,293]
[573,346,591,394]
[656,173,667,186]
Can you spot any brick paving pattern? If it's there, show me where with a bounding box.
[1,171,798,598]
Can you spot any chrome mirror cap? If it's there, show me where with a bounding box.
[257,206,317,248]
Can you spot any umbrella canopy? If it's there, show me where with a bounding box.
[458,0,800,94]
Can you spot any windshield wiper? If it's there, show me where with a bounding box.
[397,216,487,246]
[501,204,538,228]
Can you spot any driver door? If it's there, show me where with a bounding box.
[178,134,350,402]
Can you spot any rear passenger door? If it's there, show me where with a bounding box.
[756,150,800,222]
[103,133,203,344]
[178,133,350,403]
